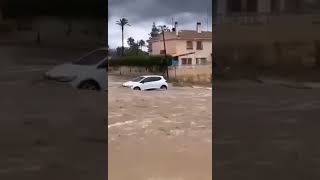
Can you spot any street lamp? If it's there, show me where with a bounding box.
[158,25,169,79]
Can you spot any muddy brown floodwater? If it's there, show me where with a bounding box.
[0,46,106,179]
[108,75,212,180]
[213,80,320,180]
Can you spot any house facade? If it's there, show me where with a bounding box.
[149,22,212,66]
[214,0,320,67]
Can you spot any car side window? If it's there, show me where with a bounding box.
[143,77,161,83]
[142,77,151,83]
[153,77,161,81]
[97,60,107,69]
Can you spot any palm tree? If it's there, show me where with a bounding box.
[138,40,146,50]
[116,18,130,56]
[127,37,135,47]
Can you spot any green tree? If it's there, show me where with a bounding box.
[116,46,129,57]
[116,18,130,56]
[124,37,147,56]
[138,40,146,50]
[127,37,135,47]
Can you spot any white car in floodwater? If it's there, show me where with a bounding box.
[123,75,168,91]
[44,48,108,91]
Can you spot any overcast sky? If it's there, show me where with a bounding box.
[108,0,212,50]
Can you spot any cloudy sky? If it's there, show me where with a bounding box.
[108,0,212,50]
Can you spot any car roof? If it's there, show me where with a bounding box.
[141,75,164,78]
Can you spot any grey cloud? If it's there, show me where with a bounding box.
[108,0,213,48]
[109,0,212,23]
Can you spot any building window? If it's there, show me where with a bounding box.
[181,58,187,65]
[186,41,193,50]
[196,41,203,50]
[181,58,192,65]
[160,50,166,54]
[196,58,207,65]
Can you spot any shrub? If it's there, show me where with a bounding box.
[108,55,172,68]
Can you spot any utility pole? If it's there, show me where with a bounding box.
[159,25,169,79]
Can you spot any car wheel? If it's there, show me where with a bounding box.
[79,80,100,91]
[160,85,167,90]
[133,87,141,91]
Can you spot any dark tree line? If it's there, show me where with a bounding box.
[1,0,107,18]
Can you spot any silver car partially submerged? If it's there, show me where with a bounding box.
[45,48,108,91]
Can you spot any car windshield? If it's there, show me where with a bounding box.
[73,50,108,65]
[131,77,145,82]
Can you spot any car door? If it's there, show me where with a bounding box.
[146,77,162,89]
[140,77,154,90]
[150,77,162,89]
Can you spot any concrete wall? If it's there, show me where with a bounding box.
[169,65,212,83]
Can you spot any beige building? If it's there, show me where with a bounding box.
[214,0,320,67]
[149,22,212,66]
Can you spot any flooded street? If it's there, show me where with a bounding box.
[108,75,212,180]
[0,45,106,179]
[213,80,320,180]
